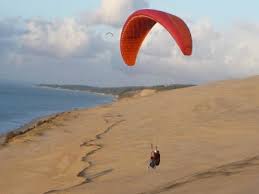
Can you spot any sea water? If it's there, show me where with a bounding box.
[0,82,114,134]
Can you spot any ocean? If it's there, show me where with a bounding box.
[0,82,114,134]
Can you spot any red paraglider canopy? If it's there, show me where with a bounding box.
[120,9,192,66]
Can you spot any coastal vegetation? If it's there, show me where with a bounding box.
[38,84,195,99]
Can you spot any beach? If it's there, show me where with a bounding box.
[1,76,259,194]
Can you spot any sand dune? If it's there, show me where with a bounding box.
[1,76,259,194]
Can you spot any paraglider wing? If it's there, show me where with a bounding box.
[120,9,192,66]
[106,32,114,37]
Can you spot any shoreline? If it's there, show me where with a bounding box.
[0,88,117,146]
[0,111,66,146]
[1,104,116,147]
[37,85,119,98]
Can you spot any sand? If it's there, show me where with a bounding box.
[1,76,259,194]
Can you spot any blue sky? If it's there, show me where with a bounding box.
[1,0,259,24]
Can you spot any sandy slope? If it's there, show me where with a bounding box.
[1,76,259,194]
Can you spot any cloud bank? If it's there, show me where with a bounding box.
[1,0,259,86]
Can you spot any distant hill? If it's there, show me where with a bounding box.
[37,84,195,99]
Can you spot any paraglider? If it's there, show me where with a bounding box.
[105,32,114,37]
[149,144,160,169]
[120,9,192,66]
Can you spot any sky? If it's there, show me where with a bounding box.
[1,0,259,86]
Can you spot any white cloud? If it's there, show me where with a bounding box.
[82,0,149,27]
[21,18,89,57]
